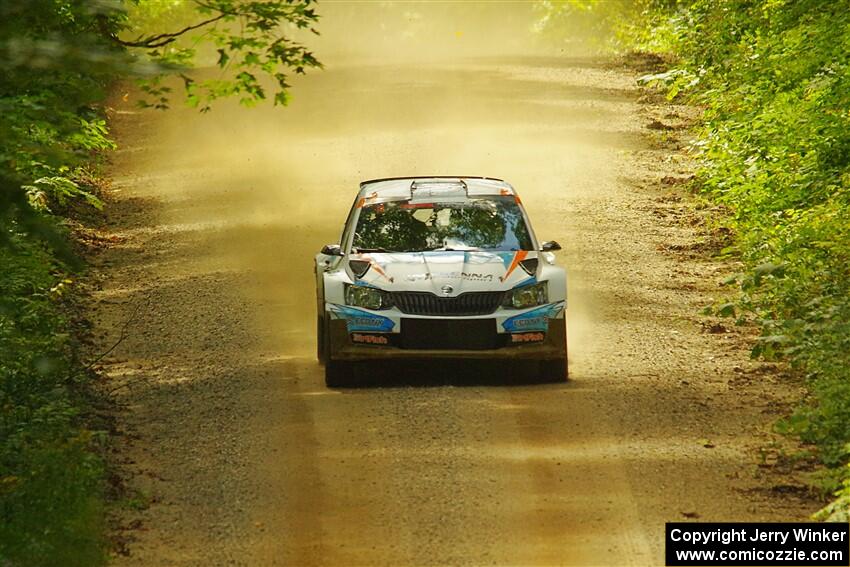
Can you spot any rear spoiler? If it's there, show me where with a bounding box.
[359,175,504,189]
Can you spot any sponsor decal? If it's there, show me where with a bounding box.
[511,317,546,329]
[502,301,565,333]
[328,305,395,333]
[511,332,545,343]
[349,317,384,328]
[351,333,389,345]
[431,271,494,282]
[462,271,493,282]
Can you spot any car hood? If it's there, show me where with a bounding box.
[349,250,537,295]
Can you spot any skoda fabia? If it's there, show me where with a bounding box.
[315,176,567,386]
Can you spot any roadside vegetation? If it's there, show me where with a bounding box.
[537,0,850,519]
[0,1,319,563]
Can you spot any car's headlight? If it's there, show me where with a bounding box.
[504,282,548,309]
[345,284,391,310]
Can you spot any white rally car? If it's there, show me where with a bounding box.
[315,176,567,387]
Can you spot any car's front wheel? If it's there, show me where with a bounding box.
[325,359,355,388]
[317,314,327,365]
[540,357,568,383]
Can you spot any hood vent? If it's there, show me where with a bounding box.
[519,258,538,276]
[349,260,371,278]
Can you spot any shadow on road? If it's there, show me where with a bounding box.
[337,359,572,389]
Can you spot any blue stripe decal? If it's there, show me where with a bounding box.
[328,304,395,332]
[496,251,515,269]
[501,301,565,332]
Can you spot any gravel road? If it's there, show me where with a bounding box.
[92,8,816,566]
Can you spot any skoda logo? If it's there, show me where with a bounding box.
[440,285,454,296]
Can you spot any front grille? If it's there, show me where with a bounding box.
[391,291,504,316]
[400,318,502,350]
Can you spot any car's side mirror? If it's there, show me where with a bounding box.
[540,240,562,252]
[320,244,343,256]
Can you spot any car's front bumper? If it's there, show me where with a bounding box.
[327,316,567,362]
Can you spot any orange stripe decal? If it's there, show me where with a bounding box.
[501,250,528,281]
[370,262,393,283]
[361,254,394,283]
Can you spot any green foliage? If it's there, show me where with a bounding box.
[24,176,104,213]
[815,462,850,522]
[534,0,682,52]
[0,239,105,566]
[662,0,850,469]
[540,0,850,517]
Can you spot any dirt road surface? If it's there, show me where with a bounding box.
[92,6,816,566]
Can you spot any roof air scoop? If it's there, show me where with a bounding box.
[410,179,468,201]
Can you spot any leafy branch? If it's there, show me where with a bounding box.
[116,0,323,111]
[113,13,229,49]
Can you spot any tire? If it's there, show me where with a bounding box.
[540,357,568,383]
[317,314,327,365]
[325,359,355,388]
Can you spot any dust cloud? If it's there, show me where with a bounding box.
[309,2,547,62]
[117,1,601,361]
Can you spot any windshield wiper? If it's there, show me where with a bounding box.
[351,247,396,253]
[423,246,482,252]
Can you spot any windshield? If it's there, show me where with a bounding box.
[351,196,533,253]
